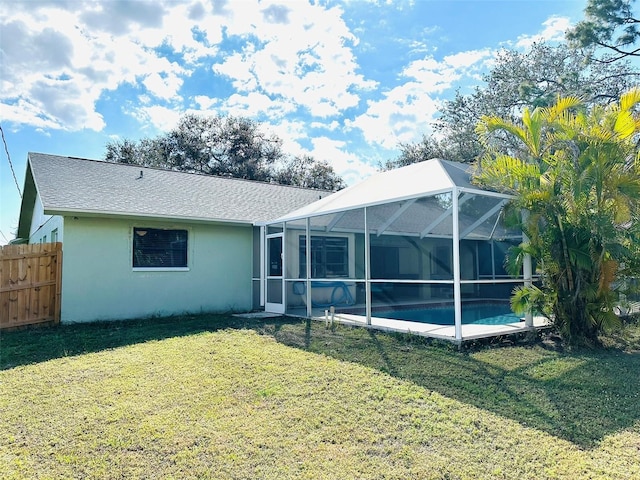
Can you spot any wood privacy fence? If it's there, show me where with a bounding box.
[1,242,62,330]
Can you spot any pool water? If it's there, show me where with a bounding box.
[375,303,522,326]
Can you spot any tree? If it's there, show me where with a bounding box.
[474,89,640,345]
[384,42,639,169]
[105,114,345,189]
[379,135,451,170]
[273,155,346,190]
[106,114,283,181]
[105,138,138,165]
[567,0,640,62]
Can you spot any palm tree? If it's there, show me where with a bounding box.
[474,89,640,345]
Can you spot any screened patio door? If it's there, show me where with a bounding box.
[265,234,285,314]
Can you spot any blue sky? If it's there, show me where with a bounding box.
[1,0,587,244]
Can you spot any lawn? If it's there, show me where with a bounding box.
[1,315,639,479]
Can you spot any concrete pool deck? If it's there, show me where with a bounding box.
[312,311,552,344]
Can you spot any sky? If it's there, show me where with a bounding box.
[0,0,587,244]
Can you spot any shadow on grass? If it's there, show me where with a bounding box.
[262,318,640,450]
[2,314,639,449]
[0,314,265,370]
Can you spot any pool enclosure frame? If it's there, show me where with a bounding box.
[258,159,537,342]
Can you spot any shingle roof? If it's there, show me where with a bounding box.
[25,152,329,225]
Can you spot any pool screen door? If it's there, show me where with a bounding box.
[265,234,285,314]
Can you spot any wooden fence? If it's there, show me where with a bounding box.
[1,242,62,330]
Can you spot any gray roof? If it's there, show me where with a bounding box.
[19,153,329,234]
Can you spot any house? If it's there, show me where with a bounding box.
[16,152,544,342]
[15,153,327,323]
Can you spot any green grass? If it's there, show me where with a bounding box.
[1,315,639,479]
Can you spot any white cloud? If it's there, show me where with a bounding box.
[309,136,378,185]
[344,14,569,153]
[443,49,493,70]
[79,1,165,36]
[142,71,184,101]
[310,120,340,131]
[347,48,491,149]
[2,0,374,135]
[0,100,64,131]
[133,105,182,132]
[192,95,221,110]
[213,51,260,91]
[29,76,106,131]
[224,92,296,119]
[211,0,376,118]
[0,1,211,132]
[264,119,377,185]
[267,119,311,153]
[346,88,441,150]
[515,16,571,49]
[401,60,460,95]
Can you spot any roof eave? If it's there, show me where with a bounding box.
[16,158,38,239]
[44,207,255,227]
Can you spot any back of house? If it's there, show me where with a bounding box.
[15,153,329,323]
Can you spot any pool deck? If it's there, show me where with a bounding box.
[312,311,552,344]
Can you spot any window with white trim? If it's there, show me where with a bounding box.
[133,228,188,268]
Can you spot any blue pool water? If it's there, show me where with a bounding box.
[375,303,522,326]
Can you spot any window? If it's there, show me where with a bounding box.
[300,236,348,278]
[133,228,188,268]
[51,229,58,243]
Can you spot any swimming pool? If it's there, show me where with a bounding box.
[374,303,522,326]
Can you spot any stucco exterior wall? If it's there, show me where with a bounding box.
[28,193,63,244]
[60,216,253,323]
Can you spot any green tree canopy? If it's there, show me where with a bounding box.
[273,155,346,191]
[383,42,639,169]
[105,114,345,190]
[567,0,640,62]
[106,114,282,181]
[474,89,640,346]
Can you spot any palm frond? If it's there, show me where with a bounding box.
[598,259,619,295]
[613,110,636,139]
[545,95,582,123]
[510,284,544,316]
[476,115,529,148]
[473,154,540,193]
[618,86,640,112]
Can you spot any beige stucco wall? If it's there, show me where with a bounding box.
[60,216,253,323]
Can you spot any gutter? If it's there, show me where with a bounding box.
[44,207,256,227]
